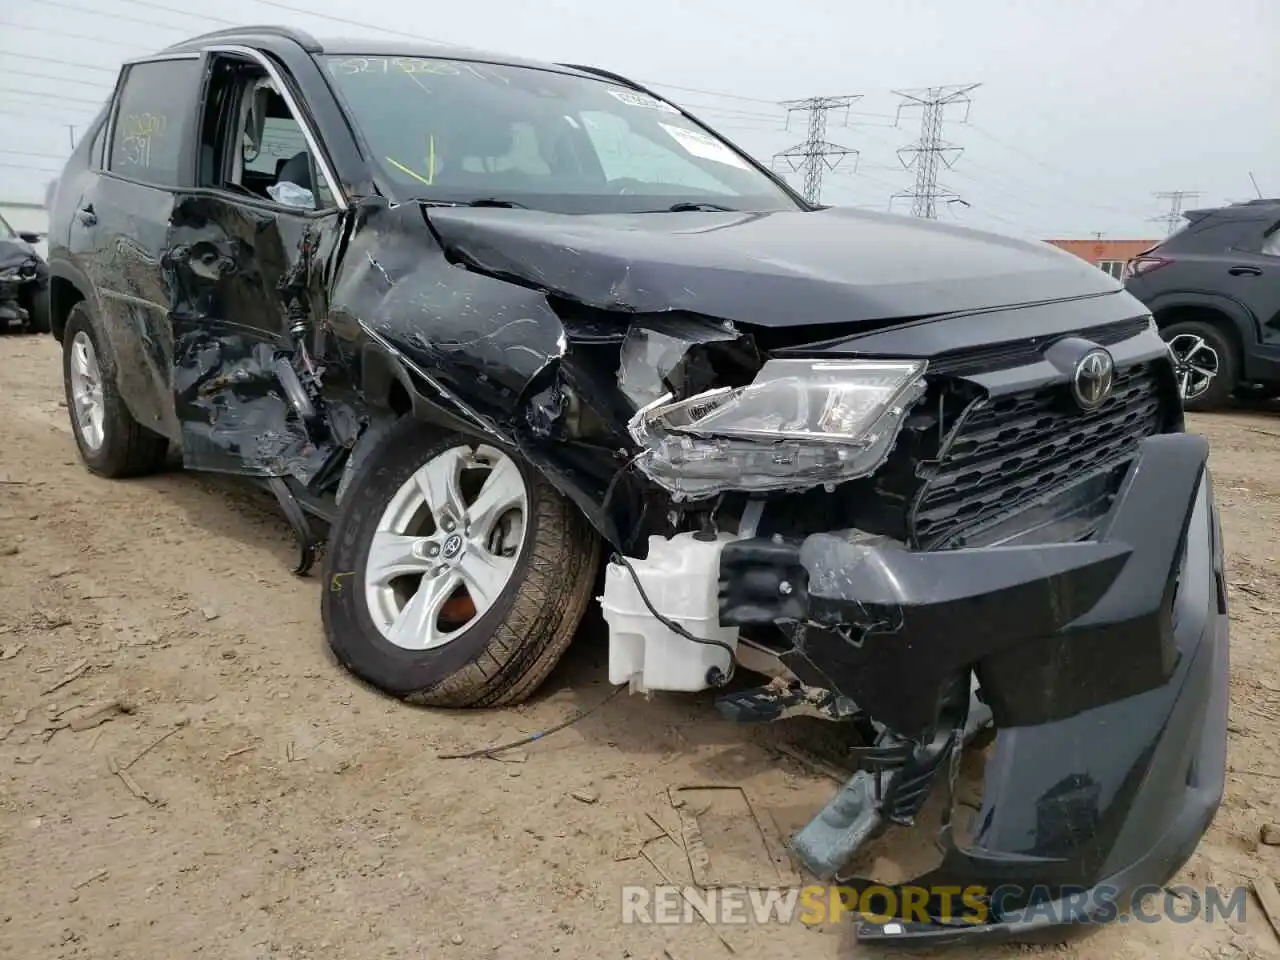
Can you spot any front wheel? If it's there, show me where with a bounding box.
[1160,320,1238,412]
[322,423,601,707]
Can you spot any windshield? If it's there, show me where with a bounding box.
[0,213,13,240]
[323,56,801,214]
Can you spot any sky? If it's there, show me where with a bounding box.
[0,0,1276,240]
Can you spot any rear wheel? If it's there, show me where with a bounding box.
[1160,319,1237,412]
[61,303,168,476]
[322,423,600,706]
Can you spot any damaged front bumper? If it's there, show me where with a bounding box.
[719,433,1229,943]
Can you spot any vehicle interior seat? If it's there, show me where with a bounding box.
[275,151,312,191]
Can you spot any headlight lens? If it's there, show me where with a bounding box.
[628,358,928,500]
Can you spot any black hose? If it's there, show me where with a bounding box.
[611,552,736,686]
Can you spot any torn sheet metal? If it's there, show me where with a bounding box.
[330,202,569,440]
[328,202,662,550]
[173,333,333,481]
[425,205,1118,329]
[164,194,349,481]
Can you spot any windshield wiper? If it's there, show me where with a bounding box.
[463,198,526,209]
[419,198,528,209]
[657,201,739,212]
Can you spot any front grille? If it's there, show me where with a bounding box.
[911,361,1164,548]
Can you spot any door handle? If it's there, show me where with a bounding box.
[76,204,97,227]
[1228,265,1262,277]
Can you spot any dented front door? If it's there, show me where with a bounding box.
[164,194,341,477]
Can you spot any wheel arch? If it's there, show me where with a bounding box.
[47,261,92,343]
[1149,294,1253,377]
[358,342,490,437]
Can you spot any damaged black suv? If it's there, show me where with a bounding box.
[46,26,1228,943]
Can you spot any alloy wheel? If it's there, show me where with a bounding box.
[364,444,528,650]
[68,331,105,451]
[1166,333,1220,403]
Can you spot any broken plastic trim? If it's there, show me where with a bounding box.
[626,359,928,500]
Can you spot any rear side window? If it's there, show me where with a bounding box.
[108,58,200,187]
[1165,214,1266,252]
[1262,223,1280,258]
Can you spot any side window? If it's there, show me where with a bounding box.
[198,58,334,211]
[89,118,106,170]
[1257,222,1280,259]
[108,58,200,187]
[579,112,735,194]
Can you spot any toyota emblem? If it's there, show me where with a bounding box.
[1072,348,1115,410]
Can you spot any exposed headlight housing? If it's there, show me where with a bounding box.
[628,358,928,500]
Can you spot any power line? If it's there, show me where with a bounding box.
[5,68,112,90]
[965,122,1150,218]
[0,51,120,74]
[679,102,788,124]
[1150,191,1202,236]
[0,148,72,160]
[0,161,63,173]
[246,0,450,42]
[772,96,861,204]
[0,104,97,120]
[0,21,153,50]
[114,0,234,25]
[37,0,193,32]
[0,85,107,107]
[890,84,979,219]
[642,82,782,106]
[644,79,899,121]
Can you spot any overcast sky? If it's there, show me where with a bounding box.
[1,0,1275,239]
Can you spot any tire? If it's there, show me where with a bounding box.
[24,285,51,335]
[62,302,169,477]
[322,422,601,707]
[1160,319,1238,412]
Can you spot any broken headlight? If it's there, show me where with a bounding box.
[628,358,928,500]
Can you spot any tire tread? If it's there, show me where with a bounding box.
[323,424,600,708]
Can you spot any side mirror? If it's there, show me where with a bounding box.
[19,231,42,245]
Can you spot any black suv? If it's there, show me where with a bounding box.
[1125,198,1280,410]
[44,26,1227,940]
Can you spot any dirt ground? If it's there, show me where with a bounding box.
[2,332,1280,960]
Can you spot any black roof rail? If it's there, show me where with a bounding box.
[558,63,645,91]
[166,24,323,53]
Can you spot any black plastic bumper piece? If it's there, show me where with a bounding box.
[719,433,1229,943]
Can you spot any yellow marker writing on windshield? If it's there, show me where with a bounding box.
[385,156,433,187]
[428,134,435,185]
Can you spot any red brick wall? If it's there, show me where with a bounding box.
[1045,239,1160,265]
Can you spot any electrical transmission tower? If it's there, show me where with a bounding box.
[1150,191,1202,235]
[889,84,980,219]
[772,96,861,204]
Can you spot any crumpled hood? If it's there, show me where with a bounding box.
[0,237,43,276]
[425,205,1120,328]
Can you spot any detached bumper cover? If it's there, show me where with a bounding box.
[720,433,1229,943]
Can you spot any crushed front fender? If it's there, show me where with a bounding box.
[719,433,1229,942]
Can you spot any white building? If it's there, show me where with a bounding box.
[0,200,50,260]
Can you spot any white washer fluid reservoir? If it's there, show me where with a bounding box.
[600,531,741,693]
